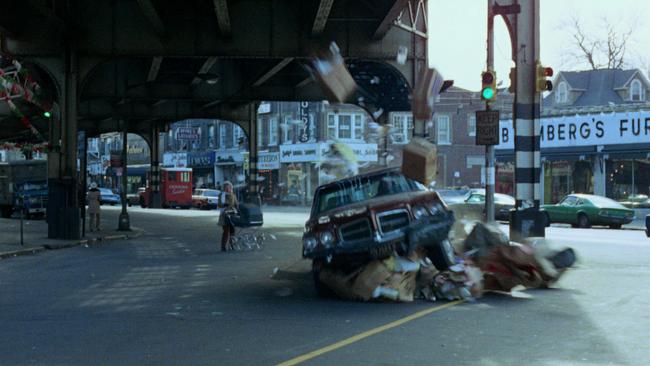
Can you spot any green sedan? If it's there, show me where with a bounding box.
[541,194,635,229]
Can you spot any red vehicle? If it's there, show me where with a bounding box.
[140,168,193,209]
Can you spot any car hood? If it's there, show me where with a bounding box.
[309,190,435,224]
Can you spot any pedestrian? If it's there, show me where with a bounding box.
[218,181,239,251]
[87,182,101,232]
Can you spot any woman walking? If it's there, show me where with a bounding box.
[87,182,101,232]
[218,181,239,251]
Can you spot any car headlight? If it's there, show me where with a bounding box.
[303,237,317,251]
[428,202,443,215]
[319,231,335,247]
[413,205,430,219]
[318,215,331,224]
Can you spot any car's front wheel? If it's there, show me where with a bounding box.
[312,259,337,298]
[427,239,456,271]
[577,213,590,228]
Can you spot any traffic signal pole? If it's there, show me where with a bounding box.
[485,0,496,223]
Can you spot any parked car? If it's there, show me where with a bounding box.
[541,194,635,229]
[192,189,221,209]
[619,194,650,209]
[127,187,146,207]
[435,189,471,205]
[446,189,515,221]
[98,188,121,206]
[302,168,456,296]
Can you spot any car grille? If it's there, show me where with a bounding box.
[377,210,410,234]
[339,218,372,242]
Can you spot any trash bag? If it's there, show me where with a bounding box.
[463,222,509,260]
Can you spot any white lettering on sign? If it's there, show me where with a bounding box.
[497,111,650,149]
[299,102,311,143]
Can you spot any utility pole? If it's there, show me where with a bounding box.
[485,0,496,223]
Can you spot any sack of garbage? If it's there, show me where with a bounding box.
[463,222,509,259]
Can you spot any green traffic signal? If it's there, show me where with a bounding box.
[43,111,51,118]
[482,87,495,100]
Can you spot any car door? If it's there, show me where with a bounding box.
[556,195,578,223]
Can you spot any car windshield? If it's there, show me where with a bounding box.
[203,191,219,197]
[315,172,422,214]
[587,196,627,209]
[99,188,113,194]
[437,189,471,204]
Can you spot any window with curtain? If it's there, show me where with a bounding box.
[219,124,227,149]
[436,115,451,144]
[269,118,278,146]
[327,113,364,141]
[391,113,413,144]
[556,82,568,103]
[468,115,476,137]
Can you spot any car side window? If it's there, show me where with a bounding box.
[467,194,484,203]
[560,196,577,206]
[576,199,584,206]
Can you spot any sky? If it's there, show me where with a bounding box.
[428,0,650,91]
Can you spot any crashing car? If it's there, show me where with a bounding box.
[302,168,456,295]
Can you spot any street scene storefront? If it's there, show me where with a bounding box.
[187,151,216,188]
[255,151,280,203]
[496,110,650,203]
[215,150,245,188]
[279,142,378,204]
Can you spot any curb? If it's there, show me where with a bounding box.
[0,227,145,260]
[0,246,47,260]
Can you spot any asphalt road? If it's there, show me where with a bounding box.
[0,206,648,366]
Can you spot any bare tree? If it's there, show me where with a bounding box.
[565,16,635,70]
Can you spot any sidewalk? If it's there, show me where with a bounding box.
[0,212,143,260]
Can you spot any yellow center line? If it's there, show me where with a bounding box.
[276,300,464,366]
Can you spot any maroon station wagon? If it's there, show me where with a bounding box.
[302,168,456,295]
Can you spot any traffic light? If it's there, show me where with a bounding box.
[536,62,553,92]
[43,111,51,118]
[481,70,497,102]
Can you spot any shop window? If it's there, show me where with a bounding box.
[327,113,364,141]
[283,116,294,144]
[468,115,476,137]
[466,155,483,168]
[555,82,568,104]
[219,124,227,149]
[436,115,451,144]
[233,125,244,147]
[257,118,263,147]
[630,79,645,102]
[269,118,278,146]
[208,125,216,148]
[391,113,413,144]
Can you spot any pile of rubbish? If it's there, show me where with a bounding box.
[318,222,576,302]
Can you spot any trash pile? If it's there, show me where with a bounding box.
[318,222,576,303]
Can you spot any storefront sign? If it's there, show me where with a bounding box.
[280,143,321,162]
[176,127,201,140]
[497,111,650,149]
[258,151,280,170]
[280,143,378,163]
[163,152,187,167]
[187,151,215,167]
[215,150,244,165]
[127,145,145,155]
[299,101,311,142]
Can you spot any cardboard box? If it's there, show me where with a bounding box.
[402,137,437,185]
[311,43,357,103]
[351,260,392,301]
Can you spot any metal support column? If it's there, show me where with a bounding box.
[412,0,429,139]
[149,123,162,208]
[509,0,545,241]
[247,103,260,205]
[47,34,80,239]
[118,121,130,230]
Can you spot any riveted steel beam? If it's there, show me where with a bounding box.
[311,0,334,35]
[252,58,294,87]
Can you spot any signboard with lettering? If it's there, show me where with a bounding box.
[280,143,378,163]
[187,151,215,167]
[258,151,280,170]
[497,111,650,149]
[176,127,201,140]
[163,152,188,167]
[475,110,500,145]
[298,102,311,143]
